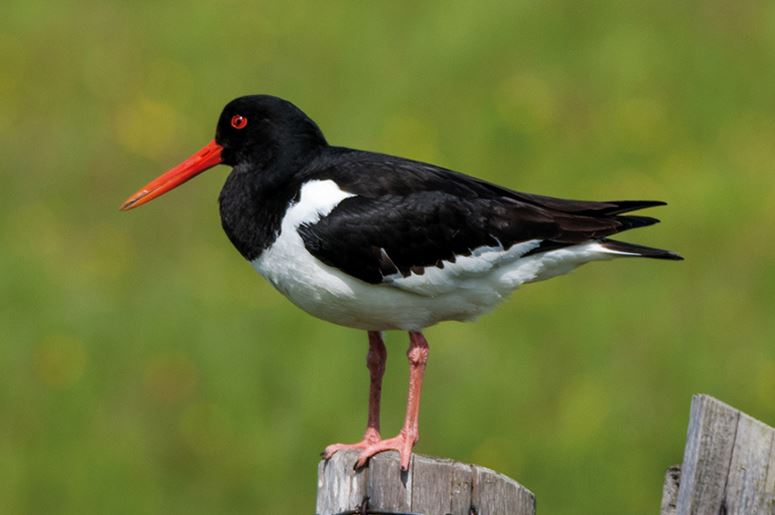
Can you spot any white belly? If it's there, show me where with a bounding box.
[253,180,622,331]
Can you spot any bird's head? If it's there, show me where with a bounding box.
[216,95,326,168]
[120,95,325,211]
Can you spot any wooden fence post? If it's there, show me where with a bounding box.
[316,395,774,514]
[316,450,535,515]
[660,394,775,515]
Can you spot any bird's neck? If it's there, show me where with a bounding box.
[218,146,321,261]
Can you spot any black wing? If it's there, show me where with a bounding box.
[297,149,670,285]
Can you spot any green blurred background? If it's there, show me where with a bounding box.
[2,1,774,513]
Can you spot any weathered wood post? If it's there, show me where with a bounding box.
[316,450,535,515]
[660,394,775,515]
[317,395,775,514]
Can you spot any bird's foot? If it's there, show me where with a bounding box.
[322,428,382,460]
[354,428,418,471]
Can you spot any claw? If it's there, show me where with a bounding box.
[322,428,382,461]
[354,430,418,470]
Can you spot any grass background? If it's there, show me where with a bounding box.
[2,1,775,513]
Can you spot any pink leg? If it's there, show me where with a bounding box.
[355,331,429,471]
[322,331,387,459]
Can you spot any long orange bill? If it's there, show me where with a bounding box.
[120,140,223,211]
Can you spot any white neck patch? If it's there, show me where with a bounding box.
[282,179,356,231]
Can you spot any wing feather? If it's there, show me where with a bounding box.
[296,149,666,285]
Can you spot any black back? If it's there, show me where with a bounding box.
[296,150,663,283]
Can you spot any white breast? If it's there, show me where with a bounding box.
[252,180,356,315]
[252,180,628,331]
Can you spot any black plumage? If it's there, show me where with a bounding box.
[212,95,681,282]
[294,150,679,284]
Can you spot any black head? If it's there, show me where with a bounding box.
[120,95,326,211]
[214,95,327,168]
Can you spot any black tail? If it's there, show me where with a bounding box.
[600,239,684,260]
[509,192,669,216]
[599,200,667,215]
[616,215,661,232]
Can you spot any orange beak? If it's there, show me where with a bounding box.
[120,140,223,211]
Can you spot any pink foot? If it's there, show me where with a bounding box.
[355,428,419,471]
[322,428,381,460]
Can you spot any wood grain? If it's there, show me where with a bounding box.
[668,394,775,515]
[316,450,534,515]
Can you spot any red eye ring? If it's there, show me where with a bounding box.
[231,115,248,129]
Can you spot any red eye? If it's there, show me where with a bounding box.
[230,115,248,129]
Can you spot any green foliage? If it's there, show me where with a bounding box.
[2,1,775,513]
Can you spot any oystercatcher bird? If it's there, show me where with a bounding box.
[121,95,681,470]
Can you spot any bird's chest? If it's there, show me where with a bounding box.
[253,229,345,302]
[249,180,360,319]
[218,170,298,261]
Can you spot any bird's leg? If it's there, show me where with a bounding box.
[355,331,429,471]
[322,331,387,459]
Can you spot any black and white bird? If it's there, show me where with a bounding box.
[122,95,682,470]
